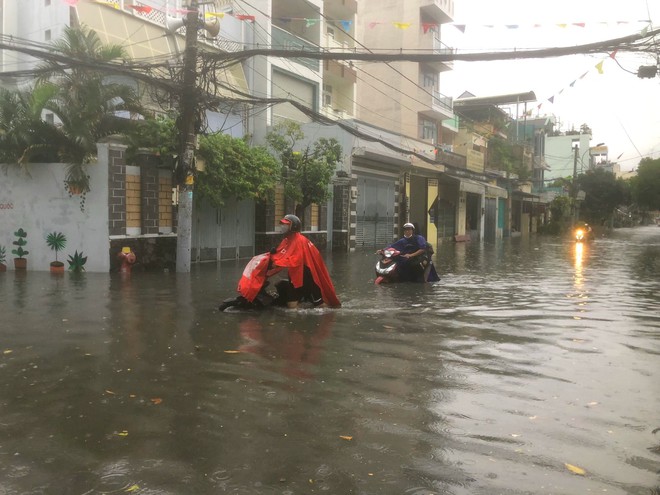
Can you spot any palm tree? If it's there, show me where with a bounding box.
[35,25,145,196]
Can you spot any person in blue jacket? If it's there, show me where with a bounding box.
[381,222,440,282]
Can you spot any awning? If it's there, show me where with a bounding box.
[443,174,485,194]
[511,190,540,201]
[486,184,508,198]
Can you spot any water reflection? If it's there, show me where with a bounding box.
[238,313,334,379]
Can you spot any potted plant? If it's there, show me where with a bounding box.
[0,245,6,272]
[12,228,28,270]
[67,250,87,272]
[46,232,67,273]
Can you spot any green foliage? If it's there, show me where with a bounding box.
[630,157,660,210]
[549,195,571,221]
[46,232,67,262]
[577,168,629,225]
[0,245,6,264]
[196,133,281,207]
[12,228,28,259]
[487,137,531,180]
[67,250,87,272]
[124,114,178,164]
[266,121,342,217]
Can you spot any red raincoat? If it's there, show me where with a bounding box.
[271,232,341,307]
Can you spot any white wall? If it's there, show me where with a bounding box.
[0,149,110,272]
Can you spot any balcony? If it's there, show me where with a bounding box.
[419,88,454,121]
[272,26,320,72]
[420,0,454,24]
[432,36,454,71]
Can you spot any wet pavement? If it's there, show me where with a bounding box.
[0,226,659,494]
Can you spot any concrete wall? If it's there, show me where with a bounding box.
[0,151,110,272]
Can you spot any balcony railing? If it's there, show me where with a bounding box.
[433,90,453,113]
[433,36,454,68]
[272,26,320,72]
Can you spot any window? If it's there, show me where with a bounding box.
[45,30,51,41]
[323,84,332,107]
[421,119,437,141]
[422,71,437,89]
[326,26,335,39]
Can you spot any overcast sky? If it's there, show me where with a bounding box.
[442,0,660,171]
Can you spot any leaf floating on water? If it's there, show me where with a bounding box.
[224,350,241,354]
[339,435,353,441]
[125,485,140,492]
[383,325,395,329]
[564,463,586,475]
[587,401,599,406]
[105,390,116,395]
[116,430,129,437]
[150,398,163,405]
[3,349,12,354]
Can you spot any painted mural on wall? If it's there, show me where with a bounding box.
[0,154,109,272]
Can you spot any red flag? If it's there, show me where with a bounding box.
[127,5,153,14]
[235,14,255,21]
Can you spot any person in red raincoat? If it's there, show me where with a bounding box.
[267,214,341,309]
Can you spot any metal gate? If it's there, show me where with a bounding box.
[484,197,497,243]
[355,176,395,248]
[192,197,255,261]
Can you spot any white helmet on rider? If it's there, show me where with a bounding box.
[403,222,414,238]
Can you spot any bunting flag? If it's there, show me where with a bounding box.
[306,18,320,27]
[392,22,412,30]
[421,22,438,34]
[595,61,604,74]
[234,14,255,22]
[339,20,352,31]
[205,12,225,19]
[368,22,383,29]
[127,5,152,14]
[63,0,79,4]
[453,24,466,33]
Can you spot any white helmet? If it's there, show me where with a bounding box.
[403,222,415,230]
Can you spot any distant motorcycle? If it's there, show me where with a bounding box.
[574,224,594,243]
[374,247,440,285]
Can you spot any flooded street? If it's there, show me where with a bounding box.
[1,226,658,494]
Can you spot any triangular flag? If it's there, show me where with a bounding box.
[205,12,225,18]
[421,22,437,34]
[548,96,554,103]
[569,80,576,87]
[63,0,79,4]
[641,25,649,36]
[392,22,412,30]
[557,24,568,28]
[127,5,153,14]
[595,61,604,74]
[368,22,381,29]
[573,23,585,28]
[579,71,588,79]
[505,25,519,29]
[340,20,352,31]
[609,50,618,59]
[235,14,255,21]
[306,18,320,27]
[453,24,466,33]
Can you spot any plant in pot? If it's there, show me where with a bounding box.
[12,228,28,270]
[67,250,87,273]
[0,245,6,272]
[46,232,67,273]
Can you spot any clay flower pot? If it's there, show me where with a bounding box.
[50,261,65,274]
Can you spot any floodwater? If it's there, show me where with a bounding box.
[0,227,658,495]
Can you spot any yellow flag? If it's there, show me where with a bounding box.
[206,12,225,18]
[595,61,604,74]
[392,22,412,30]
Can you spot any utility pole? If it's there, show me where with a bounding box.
[176,0,199,272]
[571,144,579,226]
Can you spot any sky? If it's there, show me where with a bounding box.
[442,0,660,172]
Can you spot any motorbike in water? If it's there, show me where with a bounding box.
[574,224,594,243]
[374,247,440,285]
[218,252,289,311]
